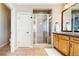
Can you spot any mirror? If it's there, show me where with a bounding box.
[62,3,79,32]
[62,8,72,31]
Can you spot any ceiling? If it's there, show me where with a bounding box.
[15,3,64,11]
[15,3,63,6]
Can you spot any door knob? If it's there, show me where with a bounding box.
[26,32,29,33]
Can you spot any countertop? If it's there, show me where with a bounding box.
[53,32,79,38]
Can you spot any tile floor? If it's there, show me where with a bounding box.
[0,44,63,56]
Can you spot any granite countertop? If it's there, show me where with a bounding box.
[53,32,79,38]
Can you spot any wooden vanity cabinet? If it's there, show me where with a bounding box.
[53,33,79,56]
[58,35,70,55]
[70,37,79,56]
[53,34,59,49]
[53,34,70,55]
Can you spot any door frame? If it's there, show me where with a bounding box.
[34,14,49,44]
[4,3,17,52]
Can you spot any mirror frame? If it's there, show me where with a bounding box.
[61,3,77,32]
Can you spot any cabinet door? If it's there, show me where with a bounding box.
[59,35,69,55]
[70,42,79,56]
[53,34,59,48]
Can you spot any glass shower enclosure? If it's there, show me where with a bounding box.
[33,14,49,44]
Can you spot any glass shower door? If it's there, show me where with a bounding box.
[35,14,48,44]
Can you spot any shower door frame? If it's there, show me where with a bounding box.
[34,14,49,44]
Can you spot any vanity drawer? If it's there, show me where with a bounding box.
[59,35,69,41]
[70,37,79,43]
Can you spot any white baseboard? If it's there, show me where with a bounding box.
[0,41,9,48]
[17,45,33,48]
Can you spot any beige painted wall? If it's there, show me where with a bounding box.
[15,4,63,45]
[16,4,64,32]
[0,4,11,47]
[52,4,64,32]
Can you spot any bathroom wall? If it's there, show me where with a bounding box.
[16,4,64,33]
[15,4,64,45]
[52,4,64,32]
[0,4,11,47]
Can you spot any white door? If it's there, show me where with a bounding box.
[17,13,33,47]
